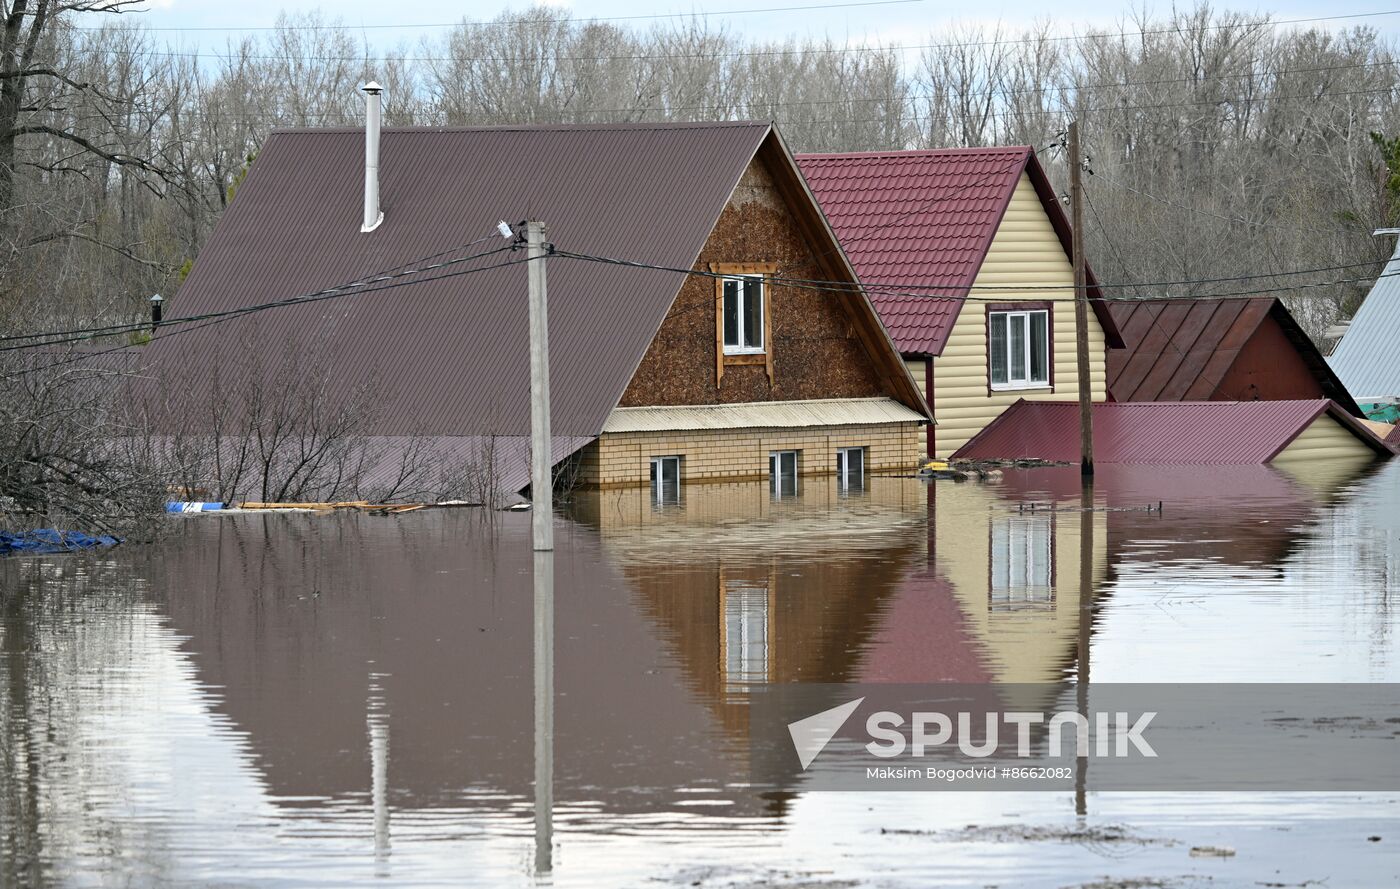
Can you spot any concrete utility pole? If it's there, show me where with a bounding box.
[527,220,554,551]
[1068,121,1095,477]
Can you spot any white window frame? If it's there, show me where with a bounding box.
[989,309,1051,391]
[836,446,866,492]
[990,516,1054,611]
[722,576,770,689]
[649,455,682,505]
[769,449,799,499]
[721,274,765,355]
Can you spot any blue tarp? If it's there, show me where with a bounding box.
[165,502,226,513]
[0,529,123,556]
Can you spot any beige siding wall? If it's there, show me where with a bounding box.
[932,482,1107,685]
[931,172,1108,457]
[1273,413,1375,464]
[577,422,924,487]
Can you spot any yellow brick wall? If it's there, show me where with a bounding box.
[577,422,925,488]
[932,172,1108,458]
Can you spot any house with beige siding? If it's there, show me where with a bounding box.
[151,112,928,502]
[799,147,1125,458]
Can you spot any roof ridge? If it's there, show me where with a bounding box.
[270,120,772,136]
[797,146,1031,161]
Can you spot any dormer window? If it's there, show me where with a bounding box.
[722,275,764,354]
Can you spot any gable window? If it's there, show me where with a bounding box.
[990,516,1054,611]
[649,455,682,505]
[989,309,1050,389]
[836,447,866,492]
[721,575,770,690]
[722,275,764,354]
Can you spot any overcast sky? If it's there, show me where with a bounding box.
[117,0,1400,54]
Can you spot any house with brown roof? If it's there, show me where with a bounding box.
[798,147,1124,459]
[1106,296,1362,414]
[151,110,929,500]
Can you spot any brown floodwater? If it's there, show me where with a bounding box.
[2,461,1398,887]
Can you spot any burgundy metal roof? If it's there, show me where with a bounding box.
[146,122,774,491]
[797,147,1121,356]
[1106,297,1362,414]
[951,399,1397,463]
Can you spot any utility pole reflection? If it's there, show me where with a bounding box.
[368,673,391,865]
[1074,481,1095,817]
[533,549,555,875]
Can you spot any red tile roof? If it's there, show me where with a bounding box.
[798,147,1121,356]
[950,399,1397,464]
[1106,297,1362,415]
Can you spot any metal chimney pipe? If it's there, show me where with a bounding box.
[361,82,384,233]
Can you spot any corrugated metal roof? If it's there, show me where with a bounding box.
[797,147,1121,356]
[151,121,771,436]
[1330,245,1400,401]
[143,122,784,492]
[1106,297,1361,414]
[951,399,1396,463]
[602,397,926,433]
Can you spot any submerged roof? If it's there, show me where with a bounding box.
[147,121,921,492]
[951,399,1396,463]
[797,147,1121,356]
[1329,243,1400,401]
[1107,297,1361,415]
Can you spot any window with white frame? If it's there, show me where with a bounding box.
[722,576,769,690]
[769,449,799,499]
[836,446,866,492]
[722,275,764,354]
[989,309,1050,389]
[990,516,1054,610]
[649,455,682,505]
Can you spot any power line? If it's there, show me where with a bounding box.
[71,7,1400,42]
[1088,171,1353,239]
[76,0,925,32]
[0,240,523,352]
[8,232,1393,366]
[60,9,1400,64]
[552,247,1391,301]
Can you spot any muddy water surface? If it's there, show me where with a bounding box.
[2,462,1398,887]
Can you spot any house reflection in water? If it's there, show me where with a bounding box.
[570,474,1108,721]
[143,465,1338,845]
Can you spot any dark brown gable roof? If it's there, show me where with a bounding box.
[1106,297,1362,415]
[151,122,770,436]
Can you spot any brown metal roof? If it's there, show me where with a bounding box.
[145,122,778,489]
[1105,297,1361,414]
[145,121,926,495]
[950,399,1397,463]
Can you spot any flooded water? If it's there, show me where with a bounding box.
[2,461,1399,887]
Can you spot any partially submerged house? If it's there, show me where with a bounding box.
[1329,232,1400,422]
[1107,296,1361,414]
[151,107,929,500]
[951,399,1397,470]
[797,147,1124,459]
